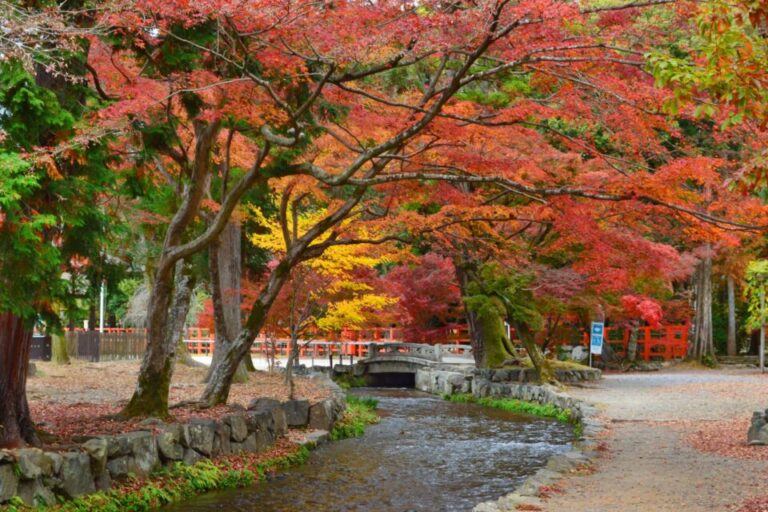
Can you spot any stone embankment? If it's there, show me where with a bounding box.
[0,377,345,507]
[414,366,605,512]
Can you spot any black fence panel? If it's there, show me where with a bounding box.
[63,331,147,362]
[77,331,101,362]
[30,335,52,361]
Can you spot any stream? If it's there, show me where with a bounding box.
[162,388,574,511]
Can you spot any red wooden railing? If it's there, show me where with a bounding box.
[65,324,688,361]
[581,325,689,361]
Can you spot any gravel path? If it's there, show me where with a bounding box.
[542,368,768,512]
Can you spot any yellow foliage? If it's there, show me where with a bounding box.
[316,294,398,331]
[248,202,390,277]
[248,197,398,331]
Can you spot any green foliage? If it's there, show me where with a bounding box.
[444,393,582,435]
[37,447,313,512]
[701,353,718,368]
[455,88,511,108]
[346,395,379,409]
[465,263,543,332]
[744,260,768,330]
[333,373,368,390]
[0,60,116,324]
[330,396,380,441]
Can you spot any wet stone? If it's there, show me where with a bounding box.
[213,423,231,456]
[183,448,203,466]
[106,456,129,479]
[82,438,109,476]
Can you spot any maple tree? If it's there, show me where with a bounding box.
[385,253,463,342]
[1,0,758,426]
[97,0,684,412]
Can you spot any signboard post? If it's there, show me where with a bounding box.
[589,322,605,368]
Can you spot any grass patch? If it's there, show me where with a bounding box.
[24,445,312,512]
[444,393,582,436]
[333,374,368,390]
[330,395,380,441]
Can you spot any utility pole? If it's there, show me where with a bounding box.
[99,279,106,333]
[761,284,765,373]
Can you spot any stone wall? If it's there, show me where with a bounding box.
[0,378,346,507]
[415,366,600,420]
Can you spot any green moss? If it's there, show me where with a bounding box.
[444,393,582,436]
[28,447,312,512]
[333,373,367,390]
[330,396,380,441]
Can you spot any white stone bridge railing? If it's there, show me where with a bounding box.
[365,342,474,363]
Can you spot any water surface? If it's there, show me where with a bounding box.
[163,388,573,511]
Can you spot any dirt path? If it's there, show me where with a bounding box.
[542,369,768,512]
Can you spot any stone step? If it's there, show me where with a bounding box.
[718,355,761,365]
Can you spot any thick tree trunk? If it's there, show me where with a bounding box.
[455,262,485,366]
[0,312,39,448]
[168,261,204,368]
[124,121,222,418]
[205,222,249,384]
[727,274,737,357]
[513,321,555,383]
[122,263,176,418]
[51,333,70,365]
[202,260,292,405]
[475,297,515,368]
[691,248,715,361]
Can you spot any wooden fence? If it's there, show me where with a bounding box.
[60,325,689,363]
[65,331,147,362]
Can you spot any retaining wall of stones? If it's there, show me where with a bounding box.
[415,366,600,419]
[0,378,346,507]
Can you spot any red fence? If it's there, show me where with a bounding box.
[582,325,689,361]
[64,325,688,362]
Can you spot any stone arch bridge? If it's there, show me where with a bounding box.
[343,342,475,387]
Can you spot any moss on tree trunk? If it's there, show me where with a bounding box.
[475,297,515,368]
[51,333,70,365]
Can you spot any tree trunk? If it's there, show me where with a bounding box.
[205,222,249,384]
[124,121,222,418]
[51,333,70,365]
[0,312,39,448]
[513,320,555,383]
[168,261,204,368]
[727,274,737,357]
[122,262,177,418]
[627,324,639,362]
[691,248,715,362]
[455,262,485,366]
[202,260,293,405]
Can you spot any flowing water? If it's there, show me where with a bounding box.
[162,388,573,512]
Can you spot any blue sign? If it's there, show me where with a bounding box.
[590,322,604,355]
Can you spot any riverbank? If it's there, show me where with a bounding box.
[5,397,380,512]
[538,368,768,512]
[26,360,330,446]
[0,363,350,508]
